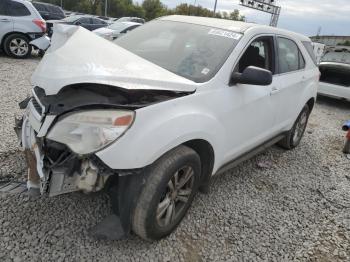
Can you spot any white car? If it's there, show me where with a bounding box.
[93,21,141,41]
[16,16,318,241]
[318,47,350,101]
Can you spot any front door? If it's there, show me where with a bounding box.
[221,36,278,163]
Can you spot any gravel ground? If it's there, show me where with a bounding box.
[1,54,350,261]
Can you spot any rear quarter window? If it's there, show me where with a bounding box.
[8,0,31,16]
[302,41,318,65]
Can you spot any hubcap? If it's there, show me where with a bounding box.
[156,166,194,227]
[9,38,29,56]
[293,111,308,144]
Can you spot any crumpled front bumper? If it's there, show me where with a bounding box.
[15,97,110,197]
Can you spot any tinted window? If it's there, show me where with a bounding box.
[302,41,318,65]
[8,0,31,16]
[0,0,8,15]
[237,37,275,74]
[33,3,45,11]
[78,17,91,24]
[92,18,105,25]
[277,37,304,74]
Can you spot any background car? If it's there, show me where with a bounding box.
[318,47,350,101]
[116,17,145,24]
[32,1,65,20]
[0,0,46,58]
[46,15,108,36]
[93,21,141,41]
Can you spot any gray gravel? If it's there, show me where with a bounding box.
[1,54,350,261]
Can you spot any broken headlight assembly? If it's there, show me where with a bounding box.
[47,110,135,154]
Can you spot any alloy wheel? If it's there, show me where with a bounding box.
[156,166,195,227]
[9,38,29,57]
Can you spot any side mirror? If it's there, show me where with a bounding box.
[230,66,272,86]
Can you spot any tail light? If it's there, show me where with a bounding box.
[33,19,47,33]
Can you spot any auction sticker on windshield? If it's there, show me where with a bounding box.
[208,29,242,40]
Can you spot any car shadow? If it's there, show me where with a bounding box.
[316,95,350,109]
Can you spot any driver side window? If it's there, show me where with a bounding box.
[236,36,275,74]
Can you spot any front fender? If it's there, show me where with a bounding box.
[95,97,226,170]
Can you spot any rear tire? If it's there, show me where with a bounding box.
[132,145,201,241]
[3,34,32,59]
[278,104,310,150]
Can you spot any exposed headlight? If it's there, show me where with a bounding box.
[47,110,135,154]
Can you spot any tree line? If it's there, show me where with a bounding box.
[36,0,245,21]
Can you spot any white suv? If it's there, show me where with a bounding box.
[16,16,319,241]
[0,0,46,58]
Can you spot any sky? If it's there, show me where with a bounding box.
[135,0,350,36]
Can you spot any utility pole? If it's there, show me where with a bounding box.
[104,0,108,17]
[213,0,218,17]
[60,0,63,8]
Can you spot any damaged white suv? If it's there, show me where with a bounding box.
[16,15,319,241]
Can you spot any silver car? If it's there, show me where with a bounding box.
[0,0,46,58]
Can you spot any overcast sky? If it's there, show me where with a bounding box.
[135,0,349,36]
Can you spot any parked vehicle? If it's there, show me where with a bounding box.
[46,15,108,36]
[32,1,65,20]
[93,21,141,41]
[0,0,46,58]
[318,47,350,101]
[116,16,145,24]
[15,16,318,241]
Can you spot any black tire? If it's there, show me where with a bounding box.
[343,139,350,154]
[278,104,310,150]
[3,34,32,59]
[132,145,201,241]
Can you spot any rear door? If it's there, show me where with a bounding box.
[272,36,307,129]
[0,0,14,44]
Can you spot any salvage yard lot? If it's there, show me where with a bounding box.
[1,55,350,261]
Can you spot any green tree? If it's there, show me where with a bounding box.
[142,0,166,20]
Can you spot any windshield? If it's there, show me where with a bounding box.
[321,50,350,65]
[108,22,131,32]
[114,20,242,82]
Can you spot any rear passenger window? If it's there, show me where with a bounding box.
[78,18,91,24]
[277,37,305,74]
[0,0,9,15]
[8,0,31,16]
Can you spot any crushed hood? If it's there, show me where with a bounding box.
[32,24,196,96]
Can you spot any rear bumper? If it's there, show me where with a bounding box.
[318,82,350,101]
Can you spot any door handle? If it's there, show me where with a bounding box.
[0,19,11,22]
[270,86,280,95]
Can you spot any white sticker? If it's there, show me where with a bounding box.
[201,68,210,75]
[208,29,242,40]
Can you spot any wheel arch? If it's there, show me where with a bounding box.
[183,139,215,193]
[1,31,30,48]
[306,97,315,112]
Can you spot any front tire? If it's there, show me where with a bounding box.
[132,145,201,241]
[3,34,32,59]
[278,104,310,149]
